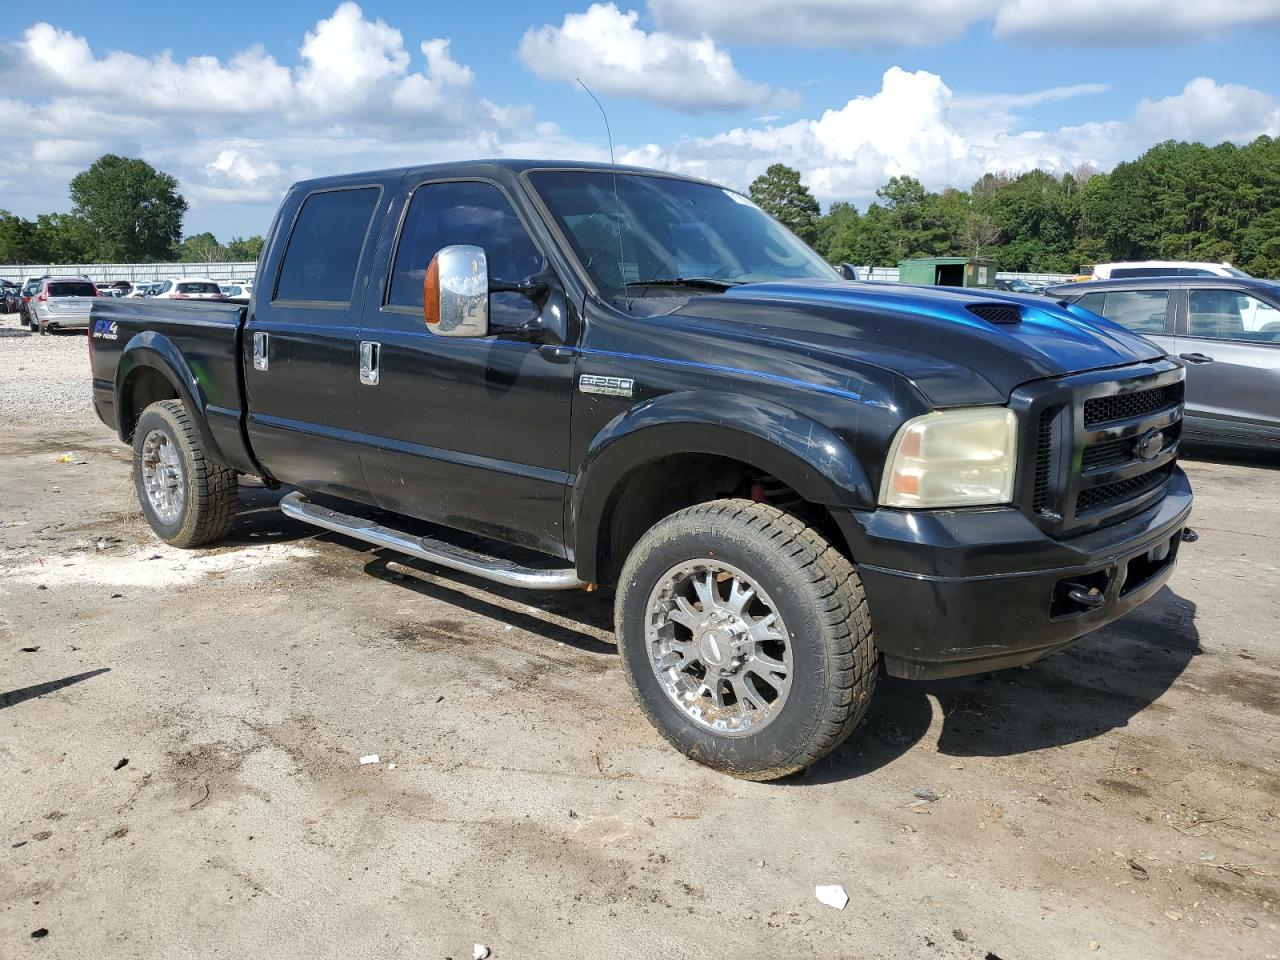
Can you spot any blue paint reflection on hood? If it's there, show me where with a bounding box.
[707,279,1167,395]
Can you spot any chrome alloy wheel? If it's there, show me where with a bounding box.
[644,560,793,736]
[140,428,185,524]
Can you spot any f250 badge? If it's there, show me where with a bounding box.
[92,320,119,341]
[579,374,634,398]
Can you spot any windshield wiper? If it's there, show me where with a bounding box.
[623,277,742,292]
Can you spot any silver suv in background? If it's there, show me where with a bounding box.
[1048,276,1280,451]
[29,277,98,334]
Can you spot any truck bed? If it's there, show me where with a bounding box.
[89,297,256,474]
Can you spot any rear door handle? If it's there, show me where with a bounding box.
[360,341,380,385]
[252,332,269,371]
[1178,352,1213,364]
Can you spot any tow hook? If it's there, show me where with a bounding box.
[1180,527,1199,543]
[1065,583,1106,608]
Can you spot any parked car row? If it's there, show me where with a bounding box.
[1046,275,1279,450]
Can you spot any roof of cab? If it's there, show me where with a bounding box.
[289,159,719,192]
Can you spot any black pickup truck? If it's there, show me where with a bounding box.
[89,160,1193,779]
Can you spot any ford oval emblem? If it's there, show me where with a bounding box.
[1136,428,1164,461]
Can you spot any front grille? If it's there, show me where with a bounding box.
[1024,363,1184,531]
[1076,464,1175,514]
[1031,409,1056,513]
[1083,384,1181,427]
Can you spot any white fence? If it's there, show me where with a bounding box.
[849,266,1073,285]
[0,262,258,285]
[1,262,1074,287]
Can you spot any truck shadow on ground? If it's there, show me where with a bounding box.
[804,586,1201,784]
[238,485,1201,782]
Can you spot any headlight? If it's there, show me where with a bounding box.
[880,407,1018,508]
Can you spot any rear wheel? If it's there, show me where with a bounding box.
[615,499,877,780]
[132,399,238,547]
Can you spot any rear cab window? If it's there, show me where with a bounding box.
[48,281,97,297]
[275,187,381,304]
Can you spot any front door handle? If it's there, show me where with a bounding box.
[253,332,269,371]
[538,344,578,361]
[1178,352,1214,364]
[359,341,380,385]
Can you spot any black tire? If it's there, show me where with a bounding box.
[615,499,877,780]
[132,399,238,547]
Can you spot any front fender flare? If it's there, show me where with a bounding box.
[114,331,226,464]
[572,390,874,581]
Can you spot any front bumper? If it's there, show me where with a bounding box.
[836,468,1193,679]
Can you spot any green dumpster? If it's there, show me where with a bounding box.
[898,257,998,289]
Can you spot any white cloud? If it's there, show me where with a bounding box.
[0,3,598,235]
[617,68,1280,205]
[649,0,1280,47]
[518,3,796,112]
[1,3,1276,242]
[649,0,999,48]
[994,0,1280,43]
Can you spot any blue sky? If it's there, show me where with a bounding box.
[3,1,1279,238]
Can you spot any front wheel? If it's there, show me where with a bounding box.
[615,499,877,780]
[132,399,238,547]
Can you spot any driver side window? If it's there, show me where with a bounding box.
[388,181,546,324]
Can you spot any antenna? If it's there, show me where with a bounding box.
[577,78,629,309]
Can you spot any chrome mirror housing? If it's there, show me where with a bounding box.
[424,244,489,337]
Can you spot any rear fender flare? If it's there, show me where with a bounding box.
[571,390,873,581]
[115,331,226,464]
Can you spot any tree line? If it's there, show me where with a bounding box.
[4,138,1278,276]
[749,136,1280,277]
[0,154,263,266]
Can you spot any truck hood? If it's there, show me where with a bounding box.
[673,279,1167,407]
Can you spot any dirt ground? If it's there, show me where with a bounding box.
[2,325,1278,959]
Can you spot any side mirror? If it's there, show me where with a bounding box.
[424,244,489,337]
[839,263,859,281]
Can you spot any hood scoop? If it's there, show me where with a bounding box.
[966,303,1023,325]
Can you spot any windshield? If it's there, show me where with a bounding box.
[529,171,837,301]
[1223,266,1252,278]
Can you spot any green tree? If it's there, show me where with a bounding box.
[748,163,821,245]
[227,235,265,261]
[33,213,95,263]
[179,232,230,264]
[0,211,42,263]
[69,154,187,261]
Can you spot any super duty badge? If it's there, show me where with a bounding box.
[579,374,634,398]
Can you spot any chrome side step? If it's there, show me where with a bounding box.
[280,491,587,591]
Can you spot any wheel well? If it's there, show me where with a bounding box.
[593,453,847,585]
[119,367,179,441]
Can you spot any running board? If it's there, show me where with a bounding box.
[279,491,587,591]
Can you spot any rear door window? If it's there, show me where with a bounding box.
[1095,290,1170,334]
[275,187,381,304]
[1188,289,1280,342]
[48,281,97,297]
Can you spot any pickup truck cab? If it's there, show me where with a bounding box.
[90,160,1193,779]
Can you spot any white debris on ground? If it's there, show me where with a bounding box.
[815,885,849,910]
[473,944,490,960]
[358,754,380,765]
[7,542,317,589]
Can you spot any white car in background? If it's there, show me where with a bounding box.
[220,281,254,300]
[1091,261,1251,280]
[152,277,227,300]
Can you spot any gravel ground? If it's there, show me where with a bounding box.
[0,315,94,425]
[1,321,1278,959]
